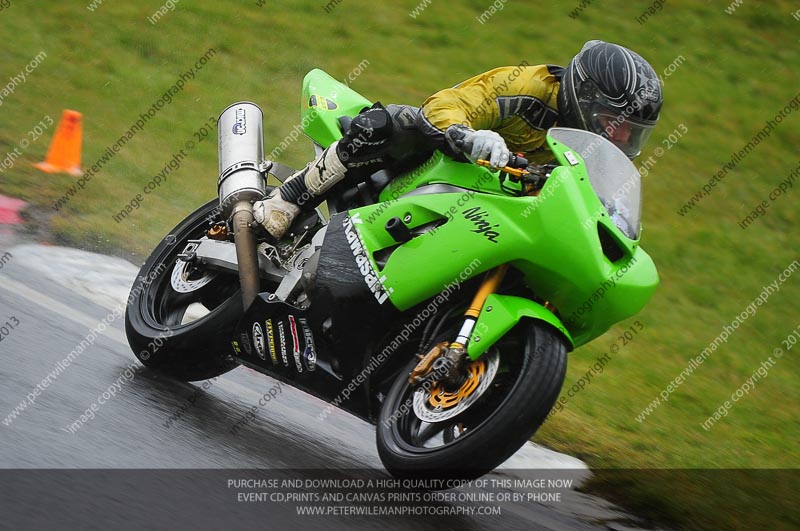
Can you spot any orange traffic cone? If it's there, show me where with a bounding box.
[34,109,83,176]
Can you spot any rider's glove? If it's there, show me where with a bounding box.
[445,124,510,169]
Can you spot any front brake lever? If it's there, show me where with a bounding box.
[475,159,529,181]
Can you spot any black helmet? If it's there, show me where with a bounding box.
[558,40,662,159]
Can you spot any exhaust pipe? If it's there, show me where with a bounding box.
[217,101,267,214]
[217,102,267,310]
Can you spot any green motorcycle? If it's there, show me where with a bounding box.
[125,69,658,478]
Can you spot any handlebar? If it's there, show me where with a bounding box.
[446,126,553,194]
[450,130,529,172]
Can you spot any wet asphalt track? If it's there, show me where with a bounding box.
[0,227,661,531]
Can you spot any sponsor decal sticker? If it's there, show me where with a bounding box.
[342,212,394,304]
[239,332,252,355]
[252,322,266,360]
[308,95,338,111]
[288,316,303,373]
[277,321,289,367]
[232,107,247,135]
[265,319,278,365]
[299,317,317,371]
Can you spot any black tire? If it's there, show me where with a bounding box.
[376,320,567,480]
[124,198,244,382]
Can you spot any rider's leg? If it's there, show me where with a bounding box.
[253,103,394,238]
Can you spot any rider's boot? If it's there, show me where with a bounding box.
[253,103,393,239]
[253,145,346,239]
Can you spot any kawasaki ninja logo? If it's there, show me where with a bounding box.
[463,207,500,243]
[343,212,393,305]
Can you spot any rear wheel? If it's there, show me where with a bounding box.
[376,319,567,479]
[125,199,244,381]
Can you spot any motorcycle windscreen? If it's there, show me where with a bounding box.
[547,128,643,240]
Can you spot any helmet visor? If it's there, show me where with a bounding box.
[587,107,655,159]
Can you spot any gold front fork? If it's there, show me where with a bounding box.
[452,263,508,349]
[409,264,508,386]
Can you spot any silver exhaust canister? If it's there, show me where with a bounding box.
[217,101,267,310]
[217,101,267,216]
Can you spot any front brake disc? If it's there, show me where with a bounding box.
[170,258,217,293]
[411,349,500,423]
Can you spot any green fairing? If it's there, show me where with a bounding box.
[300,69,372,148]
[301,70,658,356]
[467,294,573,360]
[348,153,658,349]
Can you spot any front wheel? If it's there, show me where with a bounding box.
[125,199,243,381]
[376,320,567,479]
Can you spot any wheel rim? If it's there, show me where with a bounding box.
[151,259,240,328]
[139,209,243,330]
[411,352,500,423]
[386,333,528,455]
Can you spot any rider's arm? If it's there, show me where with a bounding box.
[416,64,560,155]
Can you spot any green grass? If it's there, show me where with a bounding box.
[1,1,798,528]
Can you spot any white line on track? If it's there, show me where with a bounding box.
[0,274,128,346]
